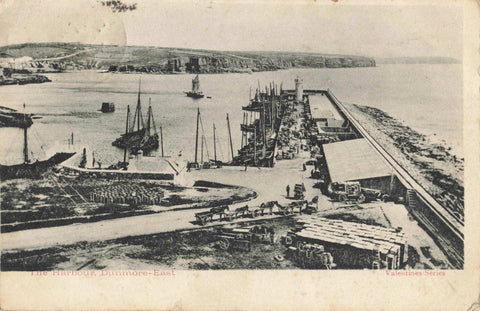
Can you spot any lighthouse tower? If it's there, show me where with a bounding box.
[295,76,303,101]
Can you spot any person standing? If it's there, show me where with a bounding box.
[286,184,290,198]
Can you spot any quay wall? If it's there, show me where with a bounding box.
[59,164,175,181]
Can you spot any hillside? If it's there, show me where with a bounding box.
[376,57,460,64]
[0,43,376,74]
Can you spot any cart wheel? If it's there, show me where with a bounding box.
[218,238,230,250]
[357,194,365,203]
[338,194,347,202]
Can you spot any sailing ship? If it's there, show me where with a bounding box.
[188,109,232,170]
[112,79,159,154]
[0,104,74,180]
[185,75,205,99]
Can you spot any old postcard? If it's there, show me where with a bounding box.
[0,0,479,310]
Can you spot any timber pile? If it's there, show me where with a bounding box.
[295,216,408,269]
[89,183,164,205]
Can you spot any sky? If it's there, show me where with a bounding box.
[0,0,463,59]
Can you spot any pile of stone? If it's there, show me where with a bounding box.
[89,183,164,205]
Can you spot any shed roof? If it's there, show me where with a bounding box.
[323,138,392,182]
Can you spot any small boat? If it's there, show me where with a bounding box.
[185,75,205,99]
[100,102,115,113]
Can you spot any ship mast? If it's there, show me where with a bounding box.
[194,108,200,164]
[146,98,152,136]
[213,123,217,162]
[226,113,234,162]
[132,77,144,132]
[23,103,28,163]
[160,125,164,157]
[123,105,130,165]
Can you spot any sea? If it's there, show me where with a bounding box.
[0,64,463,166]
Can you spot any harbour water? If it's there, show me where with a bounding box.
[0,64,462,165]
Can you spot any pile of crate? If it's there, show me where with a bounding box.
[295,216,408,269]
[88,183,164,205]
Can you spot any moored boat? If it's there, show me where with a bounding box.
[112,79,159,154]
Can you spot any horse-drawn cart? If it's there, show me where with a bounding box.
[194,205,229,225]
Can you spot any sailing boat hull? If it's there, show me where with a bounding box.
[112,129,159,154]
[0,152,75,180]
[185,91,204,99]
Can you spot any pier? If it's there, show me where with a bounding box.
[304,89,464,268]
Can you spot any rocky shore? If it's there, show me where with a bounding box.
[0,73,51,86]
[0,43,376,75]
[344,103,464,221]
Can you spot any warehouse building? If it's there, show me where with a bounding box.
[322,138,402,194]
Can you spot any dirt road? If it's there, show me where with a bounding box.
[2,154,315,251]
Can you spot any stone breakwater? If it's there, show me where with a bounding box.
[344,103,464,221]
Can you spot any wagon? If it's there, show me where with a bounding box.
[217,225,275,251]
[275,200,306,215]
[223,205,250,221]
[194,205,229,225]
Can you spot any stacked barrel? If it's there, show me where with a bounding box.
[89,184,164,205]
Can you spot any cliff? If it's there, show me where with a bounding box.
[0,43,376,74]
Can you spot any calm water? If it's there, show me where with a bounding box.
[0,64,463,165]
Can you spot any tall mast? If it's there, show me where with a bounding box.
[23,103,28,163]
[136,77,143,131]
[146,98,152,136]
[253,127,257,166]
[201,133,204,163]
[194,108,200,164]
[124,105,130,164]
[213,123,217,162]
[262,101,266,158]
[125,105,130,134]
[160,126,164,157]
[226,113,234,162]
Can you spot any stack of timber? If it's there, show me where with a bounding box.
[295,216,408,269]
[233,82,285,167]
